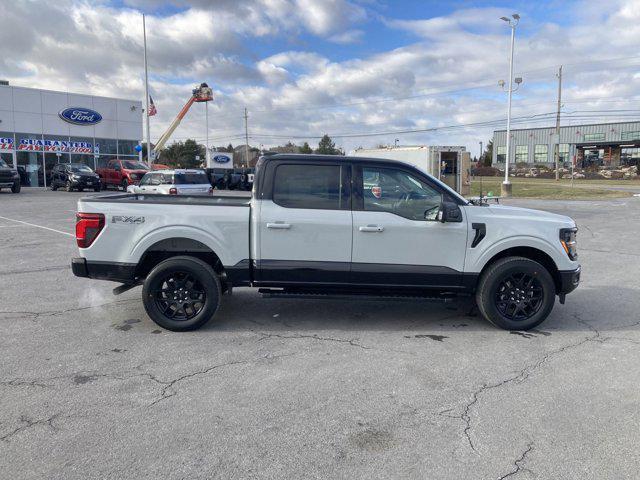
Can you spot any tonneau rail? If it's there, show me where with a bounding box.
[80,192,251,207]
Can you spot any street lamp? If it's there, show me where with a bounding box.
[498,13,520,197]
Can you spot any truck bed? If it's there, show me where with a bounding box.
[81,192,251,206]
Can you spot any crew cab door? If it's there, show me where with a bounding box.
[351,164,468,288]
[257,161,352,284]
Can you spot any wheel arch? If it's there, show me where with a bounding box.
[135,237,224,280]
[479,246,562,293]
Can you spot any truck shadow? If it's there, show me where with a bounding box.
[202,285,636,335]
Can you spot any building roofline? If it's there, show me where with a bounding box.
[493,120,640,134]
[0,83,141,104]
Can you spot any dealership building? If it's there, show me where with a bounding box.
[492,121,640,167]
[0,83,142,187]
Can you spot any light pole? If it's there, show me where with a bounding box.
[499,13,520,197]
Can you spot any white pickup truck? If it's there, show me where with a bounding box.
[72,154,580,332]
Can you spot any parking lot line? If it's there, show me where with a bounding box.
[0,215,74,237]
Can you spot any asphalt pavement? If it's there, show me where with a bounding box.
[1,188,638,479]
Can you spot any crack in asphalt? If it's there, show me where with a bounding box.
[0,298,138,320]
[440,314,600,452]
[257,332,371,349]
[0,265,70,276]
[0,414,61,442]
[497,443,533,480]
[0,379,50,388]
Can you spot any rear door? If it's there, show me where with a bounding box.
[351,164,468,288]
[257,161,352,285]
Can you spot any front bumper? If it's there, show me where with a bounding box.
[0,182,15,188]
[72,258,136,284]
[558,265,581,295]
[70,178,101,188]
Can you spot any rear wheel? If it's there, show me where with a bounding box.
[142,256,221,331]
[476,256,556,331]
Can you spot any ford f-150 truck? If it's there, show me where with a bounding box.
[72,154,580,332]
[96,159,150,190]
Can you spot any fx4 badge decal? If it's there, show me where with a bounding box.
[112,215,145,224]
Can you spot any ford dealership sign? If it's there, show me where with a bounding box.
[59,107,102,126]
[213,154,231,164]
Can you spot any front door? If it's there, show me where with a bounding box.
[351,164,468,288]
[258,161,352,285]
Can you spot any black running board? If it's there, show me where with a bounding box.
[258,288,455,303]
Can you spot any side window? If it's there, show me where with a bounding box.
[139,173,151,186]
[273,164,343,210]
[362,167,442,221]
[149,173,161,186]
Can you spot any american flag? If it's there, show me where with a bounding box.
[148,96,157,116]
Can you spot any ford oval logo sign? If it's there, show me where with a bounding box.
[58,107,102,126]
[213,155,231,164]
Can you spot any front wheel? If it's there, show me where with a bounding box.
[11,182,21,193]
[66,181,73,192]
[142,256,221,331]
[476,256,556,331]
[120,179,128,191]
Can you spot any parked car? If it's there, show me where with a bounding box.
[206,167,254,191]
[72,154,580,332]
[127,169,213,195]
[151,163,171,170]
[0,158,20,193]
[96,159,150,190]
[51,163,101,192]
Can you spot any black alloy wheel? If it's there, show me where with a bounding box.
[476,256,556,331]
[153,271,206,321]
[142,256,221,331]
[494,272,544,321]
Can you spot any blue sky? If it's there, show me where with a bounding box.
[3,0,640,153]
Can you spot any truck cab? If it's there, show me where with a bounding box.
[72,154,580,332]
[97,159,150,190]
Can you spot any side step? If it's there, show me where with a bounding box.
[258,288,455,303]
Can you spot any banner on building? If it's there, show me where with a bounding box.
[0,137,13,151]
[17,138,94,153]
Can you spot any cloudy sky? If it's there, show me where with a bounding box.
[3,0,640,155]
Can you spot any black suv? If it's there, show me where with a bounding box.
[0,158,20,193]
[51,163,101,192]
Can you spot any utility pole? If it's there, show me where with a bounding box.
[554,65,563,181]
[142,14,152,164]
[479,141,483,164]
[244,108,249,167]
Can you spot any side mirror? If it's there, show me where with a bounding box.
[437,201,463,223]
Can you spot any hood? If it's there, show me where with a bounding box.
[484,204,575,226]
[124,169,149,175]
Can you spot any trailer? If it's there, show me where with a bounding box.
[352,145,470,195]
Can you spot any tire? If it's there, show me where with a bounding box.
[66,181,73,192]
[142,256,221,332]
[11,182,21,194]
[94,185,101,192]
[476,256,556,331]
[51,182,58,191]
[121,179,128,191]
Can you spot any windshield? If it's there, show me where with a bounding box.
[70,164,93,173]
[123,161,150,170]
[175,172,209,185]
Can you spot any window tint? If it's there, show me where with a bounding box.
[175,172,208,184]
[273,164,343,209]
[139,173,152,186]
[362,167,442,221]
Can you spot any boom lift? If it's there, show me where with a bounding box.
[152,83,213,162]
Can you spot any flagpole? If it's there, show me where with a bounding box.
[143,13,152,164]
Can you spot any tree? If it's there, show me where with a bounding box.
[482,140,493,167]
[160,139,205,168]
[316,134,340,155]
[300,142,313,154]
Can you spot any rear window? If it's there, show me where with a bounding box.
[174,172,208,184]
[273,164,343,210]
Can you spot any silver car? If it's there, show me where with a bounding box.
[128,169,212,196]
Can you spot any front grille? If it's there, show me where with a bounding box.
[0,171,14,182]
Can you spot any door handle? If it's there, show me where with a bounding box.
[359,225,384,233]
[267,222,291,230]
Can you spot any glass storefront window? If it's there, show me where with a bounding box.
[534,144,548,163]
[496,146,506,163]
[95,138,117,155]
[15,132,43,187]
[515,145,528,163]
[621,131,640,141]
[70,154,96,170]
[1,152,14,168]
[118,139,138,156]
[559,144,569,162]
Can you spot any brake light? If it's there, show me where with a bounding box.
[169,187,178,195]
[76,213,105,248]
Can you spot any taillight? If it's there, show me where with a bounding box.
[169,187,178,195]
[76,213,105,248]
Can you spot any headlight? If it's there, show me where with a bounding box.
[70,174,80,180]
[560,227,578,260]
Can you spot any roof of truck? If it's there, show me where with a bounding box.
[264,153,414,165]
